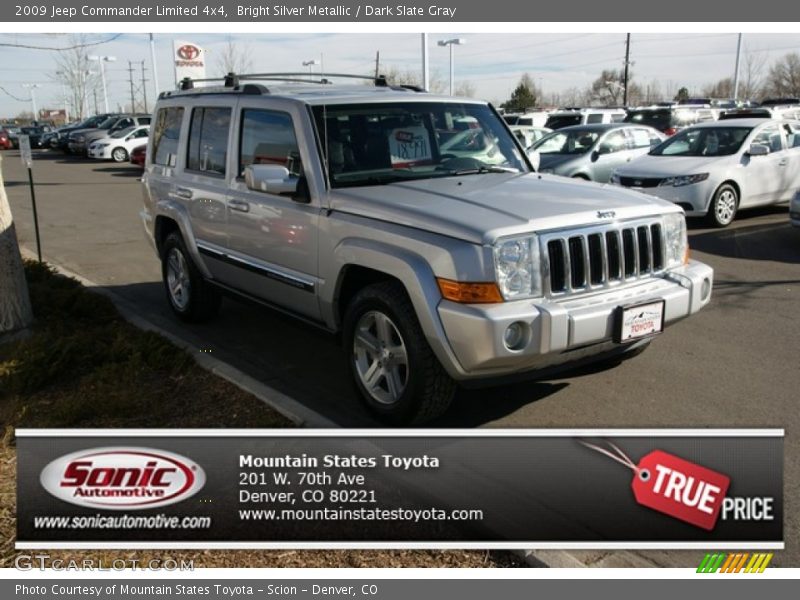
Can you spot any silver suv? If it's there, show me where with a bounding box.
[141,74,714,424]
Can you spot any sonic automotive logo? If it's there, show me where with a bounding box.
[40,447,205,510]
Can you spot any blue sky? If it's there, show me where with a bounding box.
[1,32,799,117]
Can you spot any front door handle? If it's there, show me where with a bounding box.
[779,158,789,166]
[228,199,250,213]
[175,187,193,199]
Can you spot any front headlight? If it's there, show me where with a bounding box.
[663,213,689,268]
[493,235,542,300]
[659,173,709,187]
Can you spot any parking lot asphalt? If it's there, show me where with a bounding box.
[3,149,799,565]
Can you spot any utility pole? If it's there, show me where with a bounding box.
[622,33,631,106]
[140,60,149,113]
[421,33,429,91]
[374,51,380,79]
[149,33,160,99]
[93,89,99,115]
[127,61,137,112]
[733,33,743,102]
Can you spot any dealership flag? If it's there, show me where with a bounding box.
[173,40,206,85]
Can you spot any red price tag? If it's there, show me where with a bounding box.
[581,441,730,531]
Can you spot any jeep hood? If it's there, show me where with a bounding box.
[329,173,680,245]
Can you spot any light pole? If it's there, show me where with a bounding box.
[89,55,116,113]
[302,59,319,80]
[22,84,41,121]
[437,38,466,96]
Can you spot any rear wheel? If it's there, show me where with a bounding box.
[706,183,738,228]
[111,147,128,162]
[161,232,221,322]
[343,281,456,425]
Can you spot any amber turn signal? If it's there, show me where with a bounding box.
[436,278,504,304]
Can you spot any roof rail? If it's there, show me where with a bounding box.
[159,71,425,100]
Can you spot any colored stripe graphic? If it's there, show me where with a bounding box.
[697,553,773,573]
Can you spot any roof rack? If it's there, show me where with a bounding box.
[158,71,423,99]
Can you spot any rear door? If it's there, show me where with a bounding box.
[178,100,234,277]
[589,128,631,182]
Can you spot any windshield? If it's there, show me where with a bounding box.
[312,101,528,188]
[111,126,136,138]
[649,126,752,157]
[98,117,118,129]
[532,129,600,154]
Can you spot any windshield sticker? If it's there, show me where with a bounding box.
[389,127,432,167]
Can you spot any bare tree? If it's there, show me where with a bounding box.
[765,52,800,98]
[52,34,102,120]
[0,155,33,337]
[740,49,768,100]
[454,81,476,98]
[215,39,254,76]
[703,77,734,99]
[590,69,642,107]
[380,65,448,93]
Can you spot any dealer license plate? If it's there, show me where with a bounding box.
[615,300,665,343]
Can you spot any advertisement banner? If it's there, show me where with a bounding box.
[15,430,783,549]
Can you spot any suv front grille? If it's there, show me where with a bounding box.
[543,220,664,296]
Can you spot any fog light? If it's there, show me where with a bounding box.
[701,277,712,302]
[503,321,528,351]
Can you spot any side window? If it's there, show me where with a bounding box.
[139,117,151,125]
[629,128,653,149]
[239,109,300,176]
[600,130,627,153]
[586,113,604,124]
[151,106,184,167]
[752,124,783,152]
[187,107,232,176]
[134,128,149,139]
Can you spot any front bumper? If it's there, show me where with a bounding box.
[87,146,109,159]
[68,141,86,153]
[436,260,713,379]
[619,181,715,217]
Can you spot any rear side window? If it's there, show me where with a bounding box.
[152,106,184,167]
[239,109,300,176]
[586,113,604,124]
[187,107,232,176]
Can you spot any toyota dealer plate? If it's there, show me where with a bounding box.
[615,300,665,343]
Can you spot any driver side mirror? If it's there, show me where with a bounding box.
[245,164,308,202]
[596,144,612,156]
[747,143,770,156]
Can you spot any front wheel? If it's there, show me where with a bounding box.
[706,183,738,228]
[343,281,456,425]
[111,147,128,162]
[161,232,221,322]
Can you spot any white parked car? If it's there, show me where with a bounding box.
[509,125,551,148]
[88,125,150,162]
[611,119,800,227]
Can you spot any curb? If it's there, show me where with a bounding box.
[19,249,337,429]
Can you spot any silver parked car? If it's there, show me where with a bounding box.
[528,123,664,182]
[141,74,713,423]
[611,119,800,227]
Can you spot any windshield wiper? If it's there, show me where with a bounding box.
[451,165,520,176]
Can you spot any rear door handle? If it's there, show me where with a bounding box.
[228,199,250,213]
[175,187,193,199]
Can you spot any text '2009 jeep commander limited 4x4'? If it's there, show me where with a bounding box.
[140,73,714,424]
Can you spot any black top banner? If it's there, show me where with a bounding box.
[3,0,800,22]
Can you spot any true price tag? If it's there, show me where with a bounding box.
[581,441,730,531]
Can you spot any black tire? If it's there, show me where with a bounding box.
[343,281,456,425]
[705,183,738,228]
[161,231,221,322]
[111,147,128,162]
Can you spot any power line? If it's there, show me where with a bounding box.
[0,86,31,102]
[0,34,123,50]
